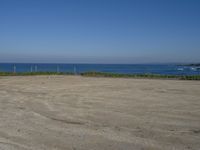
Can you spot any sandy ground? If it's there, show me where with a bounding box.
[0,76,200,150]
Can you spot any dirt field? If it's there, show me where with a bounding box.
[0,76,200,150]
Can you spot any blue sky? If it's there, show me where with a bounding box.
[0,0,200,63]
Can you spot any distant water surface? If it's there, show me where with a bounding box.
[0,63,199,75]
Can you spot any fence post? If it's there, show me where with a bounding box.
[74,65,76,75]
[57,65,59,73]
[35,65,37,72]
[13,65,16,73]
[30,66,33,72]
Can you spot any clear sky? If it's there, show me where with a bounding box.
[0,0,200,63]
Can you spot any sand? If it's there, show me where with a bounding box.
[0,75,200,150]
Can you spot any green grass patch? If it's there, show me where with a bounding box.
[0,71,200,80]
[0,72,74,76]
[81,72,200,80]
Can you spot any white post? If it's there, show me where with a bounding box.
[57,65,59,73]
[74,65,76,75]
[35,65,37,72]
[30,66,33,72]
[13,65,16,73]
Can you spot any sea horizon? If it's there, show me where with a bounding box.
[0,62,199,65]
[0,62,199,75]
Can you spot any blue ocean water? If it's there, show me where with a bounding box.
[0,63,199,75]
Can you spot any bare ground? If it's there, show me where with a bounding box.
[0,76,200,150]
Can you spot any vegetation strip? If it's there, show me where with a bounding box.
[0,71,200,80]
[0,72,73,76]
[81,72,200,80]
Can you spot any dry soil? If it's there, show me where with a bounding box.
[0,76,200,150]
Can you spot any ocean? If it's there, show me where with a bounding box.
[0,63,199,75]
